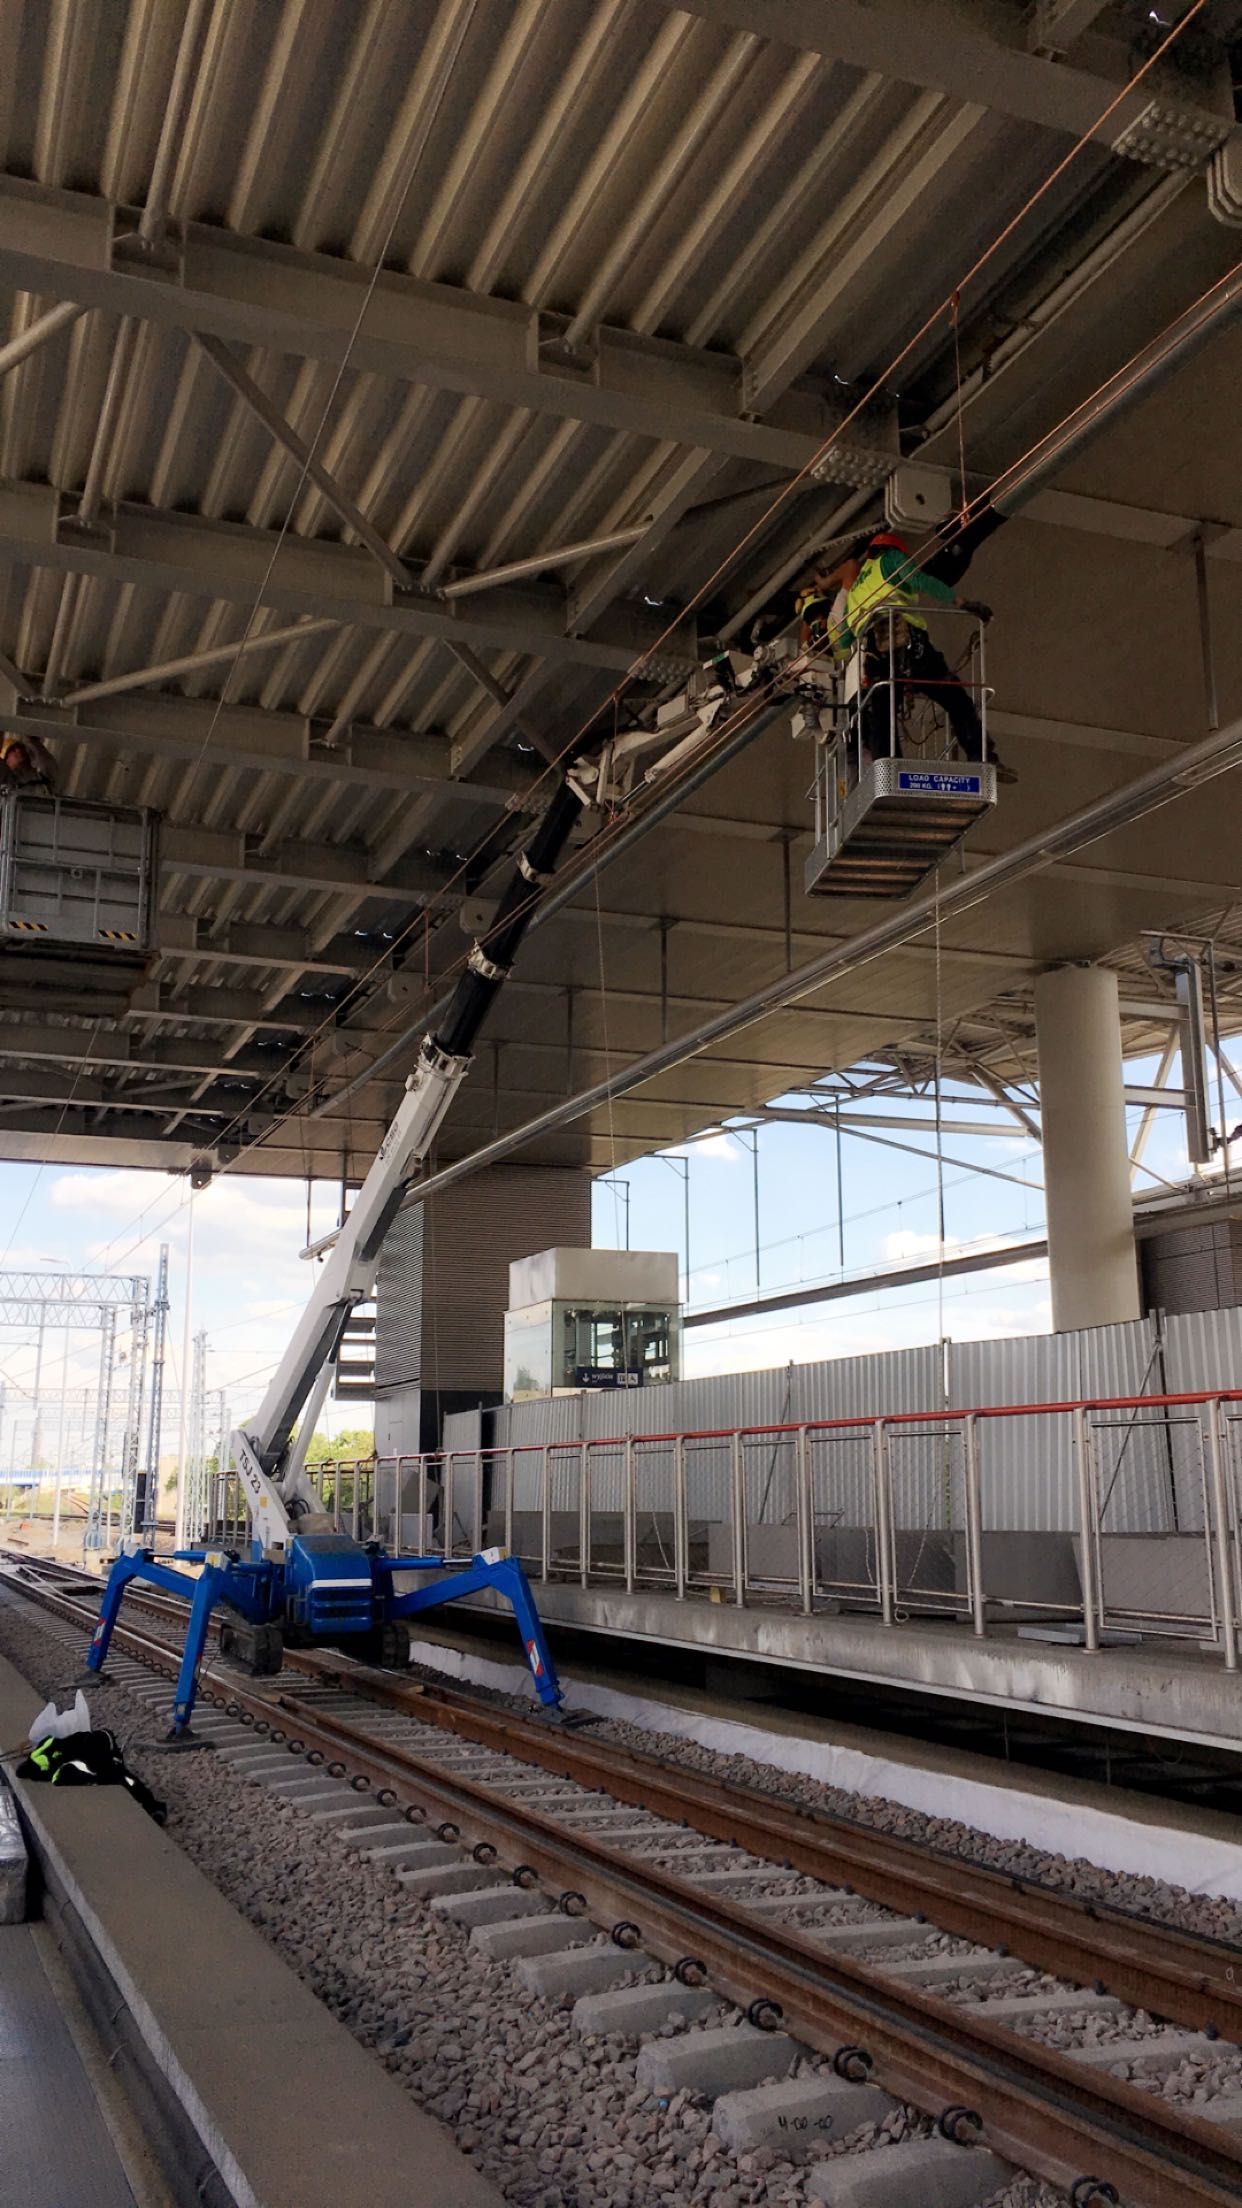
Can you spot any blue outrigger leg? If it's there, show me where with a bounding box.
[87,1550,253,1735]
[87,1542,563,1734]
[373,1552,564,1710]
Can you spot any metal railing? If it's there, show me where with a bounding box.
[297,1391,1242,1669]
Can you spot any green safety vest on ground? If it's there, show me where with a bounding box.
[25,1734,94,1782]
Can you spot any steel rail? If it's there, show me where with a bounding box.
[10,1557,1241,2040]
[315,1663,1242,2044]
[276,1700,1242,2208]
[6,1565,1242,2207]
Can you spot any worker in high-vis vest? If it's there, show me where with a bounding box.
[797,531,1016,783]
[0,729,56,791]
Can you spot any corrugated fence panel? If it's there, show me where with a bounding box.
[1164,1305,1242,1393]
[1162,1307,1242,1531]
[1076,1318,1178,1535]
[948,1321,1159,1531]
[442,1306,1242,1538]
[795,1344,943,1425]
[441,1407,483,1451]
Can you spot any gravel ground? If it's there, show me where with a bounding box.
[0,1600,1070,2208]
[398,1657,1242,1944]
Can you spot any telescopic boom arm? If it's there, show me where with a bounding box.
[233,776,585,1551]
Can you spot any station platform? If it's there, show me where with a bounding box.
[0,1650,503,2208]
[0,1921,143,2208]
[408,1612,1242,1901]
[467,1580,1242,1755]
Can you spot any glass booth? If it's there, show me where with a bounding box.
[503,1248,681,1401]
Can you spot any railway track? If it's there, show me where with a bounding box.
[5,1554,1242,2208]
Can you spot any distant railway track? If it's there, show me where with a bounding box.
[5,1551,1242,2208]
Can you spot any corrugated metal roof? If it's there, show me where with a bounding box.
[1,0,1239,1179]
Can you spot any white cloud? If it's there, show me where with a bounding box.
[17,1165,348,1433]
[661,1132,741,1163]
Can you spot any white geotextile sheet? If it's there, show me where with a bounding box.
[407,1636,1242,1904]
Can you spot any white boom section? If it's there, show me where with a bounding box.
[235,1038,470,1542]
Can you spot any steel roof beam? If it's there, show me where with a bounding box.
[1029,1,1121,59]
[686,1235,1050,1327]
[0,1113,596,1178]
[0,298,89,380]
[159,824,453,904]
[0,478,699,674]
[192,332,414,591]
[57,617,340,706]
[152,917,375,977]
[741,98,989,415]
[1,691,531,807]
[0,1066,222,1113]
[122,971,932,1042]
[0,1027,280,1078]
[0,177,871,472]
[675,1,1232,148]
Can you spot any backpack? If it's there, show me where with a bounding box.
[18,1726,168,1825]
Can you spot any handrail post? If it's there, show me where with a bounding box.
[731,1431,746,1606]
[872,1419,895,1625]
[1207,1400,1239,1671]
[540,1447,551,1581]
[674,1436,688,1598]
[1074,1407,1100,1652]
[351,1460,361,1542]
[796,1426,813,1615]
[624,1436,636,1593]
[504,1448,514,1559]
[443,1453,455,1563]
[417,1455,427,1552]
[579,1442,590,1587]
[472,1448,484,1554]
[963,1413,985,1638]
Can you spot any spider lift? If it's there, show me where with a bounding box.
[802,603,996,898]
[84,644,806,1736]
[85,605,999,1733]
[86,767,592,1733]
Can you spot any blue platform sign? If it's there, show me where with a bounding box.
[897,769,981,795]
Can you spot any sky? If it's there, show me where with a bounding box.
[0,1039,1235,1473]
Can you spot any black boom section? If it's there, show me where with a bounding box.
[433,777,584,1061]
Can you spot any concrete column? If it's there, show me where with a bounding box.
[374,1163,592,1455]
[1035,964,1140,1332]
